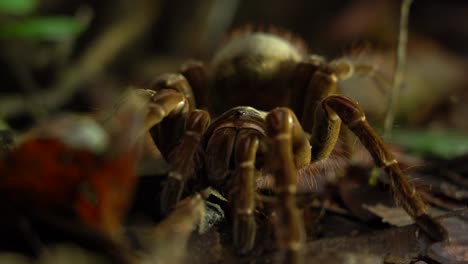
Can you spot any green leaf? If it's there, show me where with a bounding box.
[368,167,380,186]
[0,0,37,15]
[0,119,9,130]
[390,128,468,159]
[0,16,86,40]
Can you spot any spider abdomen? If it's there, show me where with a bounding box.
[210,33,305,114]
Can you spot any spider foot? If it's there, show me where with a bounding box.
[233,214,256,255]
[415,214,449,242]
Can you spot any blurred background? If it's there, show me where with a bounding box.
[1,0,468,151]
[2,2,468,262]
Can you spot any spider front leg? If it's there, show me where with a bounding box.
[231,130,260,254]
[146,70,211,214]
[266,108,310,264]
[159,109,210,214]
[137,87,209,215]
[298,59,390,159]
[317,95,449,241]
[149,73,196,157]
[138,88,189,132]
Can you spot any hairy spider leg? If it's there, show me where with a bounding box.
[136,88,196,214]
[320,95,448,241]
[148,74,193,159]
[204,107,267,255]
[160,110,210,214]
[297,58,389,159]
[231,130,260,254]
[266,108,310,264]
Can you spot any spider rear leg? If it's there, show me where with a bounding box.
[329,57,392,95]
[231,130,260,254]
[266,108,309,264]
[160,109,210,215]
[320,95,448,241]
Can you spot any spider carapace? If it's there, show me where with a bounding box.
[138,29,448,262]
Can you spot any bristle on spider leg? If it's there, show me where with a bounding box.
[296,152,348,194]
[322,94,449,241]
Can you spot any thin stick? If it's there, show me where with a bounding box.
[383,0,413,138]
[0,0,160,118]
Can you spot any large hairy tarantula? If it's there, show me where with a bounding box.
[136,28,447,262]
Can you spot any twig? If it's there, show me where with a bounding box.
[1,44,49,120]
[0,0,160,118]
[383,0,413,138]
[169,0,239,56]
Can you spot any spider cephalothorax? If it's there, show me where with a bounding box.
[138,28,448,262]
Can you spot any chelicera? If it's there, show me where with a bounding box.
[137,28,448,260]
